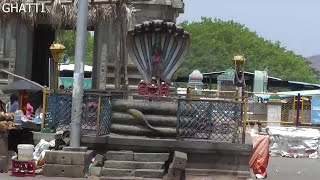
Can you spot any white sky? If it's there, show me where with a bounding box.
[177,0,320,57]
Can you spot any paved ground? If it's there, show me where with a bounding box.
[267,156,320,180]
[0,173,86,180]
[1,157,319,179]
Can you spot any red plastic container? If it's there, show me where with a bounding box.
[11,158,35,177]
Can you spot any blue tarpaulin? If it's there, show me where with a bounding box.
[311,96,320,125]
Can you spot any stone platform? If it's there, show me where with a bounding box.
[34,133,252,179]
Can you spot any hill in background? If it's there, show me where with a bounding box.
[307,55,320,78]
[308,55,320,70]
[176,18,319,83]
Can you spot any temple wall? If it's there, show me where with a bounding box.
[0,17,34,92]
[0,0,184,92]
[92,0,184,90]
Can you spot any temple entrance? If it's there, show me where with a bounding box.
[31,24,55,86]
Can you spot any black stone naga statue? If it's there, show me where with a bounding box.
[127,20,191,97]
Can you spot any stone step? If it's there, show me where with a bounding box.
[134,169,164,178]
[100,168,134,177]
[106,151,134,161]
[99,177,162,180]
[186,168,251,178]
[104,160,164,169]
[133,153,169,162]
[105,151,170,162]
[100,168,164,178]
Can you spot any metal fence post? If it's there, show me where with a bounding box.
[208,101,213,139]
[242,98,248,144]
[176,99,181,138]
[41,87,47,129]
[96,95,102,135]
[292,96,296,123]
[301,96,304,123]
[296,93,301,127]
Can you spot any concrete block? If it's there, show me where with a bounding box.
[134,169,164,178]
[89,166,102,177]
[106,151,134,161]
[45,150,94,165]
[165,164,184,180]
[0,156,8,173]
[63,146,88,152]
[104,160,164,169]
[133,153,169,162]
[33,132,55,144]
[93,154,105,167]
[100,168,134,177]
[43,164,86,178]
[171,151,187,170]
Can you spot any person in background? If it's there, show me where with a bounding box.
[0,100,5,112]
[35,105,43,117]
[9,94,19,113]
[26,103,34,118]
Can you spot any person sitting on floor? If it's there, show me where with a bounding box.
[9,94,19,113]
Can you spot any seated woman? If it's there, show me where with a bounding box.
[26,103,34,119]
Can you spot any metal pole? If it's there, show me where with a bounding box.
[70,0,88,147]
[296,93,301,127]
[54,61,59,91]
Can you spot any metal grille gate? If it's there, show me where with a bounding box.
[45,93,112,136]
[177,99,244,143]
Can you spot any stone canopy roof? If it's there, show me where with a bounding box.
[0,0,135,29]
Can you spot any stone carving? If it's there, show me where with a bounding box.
[127,20,190,97]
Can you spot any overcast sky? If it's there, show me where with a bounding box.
[177,0,320,58]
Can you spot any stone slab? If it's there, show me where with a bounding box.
[165,166,184,180]
[63,146,88,152]
[186,152,250,171]
[104,160,164,169]
[171,151,187,170]
[133,153,169,162]
[83,134,252,156]
[43,164,86,178]
[89,166,102,177]
[0,156,8,173]
[185,168,251,178]
[100,168,133,177]
[99,177,161,180]
[134,169,163,178]
[106,151,134,161]
[45,150,94,165]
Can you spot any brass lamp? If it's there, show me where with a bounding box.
[233,55,246,100]
[50,43,65,91]
[234,55,246,68]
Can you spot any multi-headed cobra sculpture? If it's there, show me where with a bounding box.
[127,20,191,97]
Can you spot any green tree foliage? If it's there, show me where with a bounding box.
[177,17,319,83]
[57,30,94,65]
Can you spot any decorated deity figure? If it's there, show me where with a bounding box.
[151,42,163,84]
